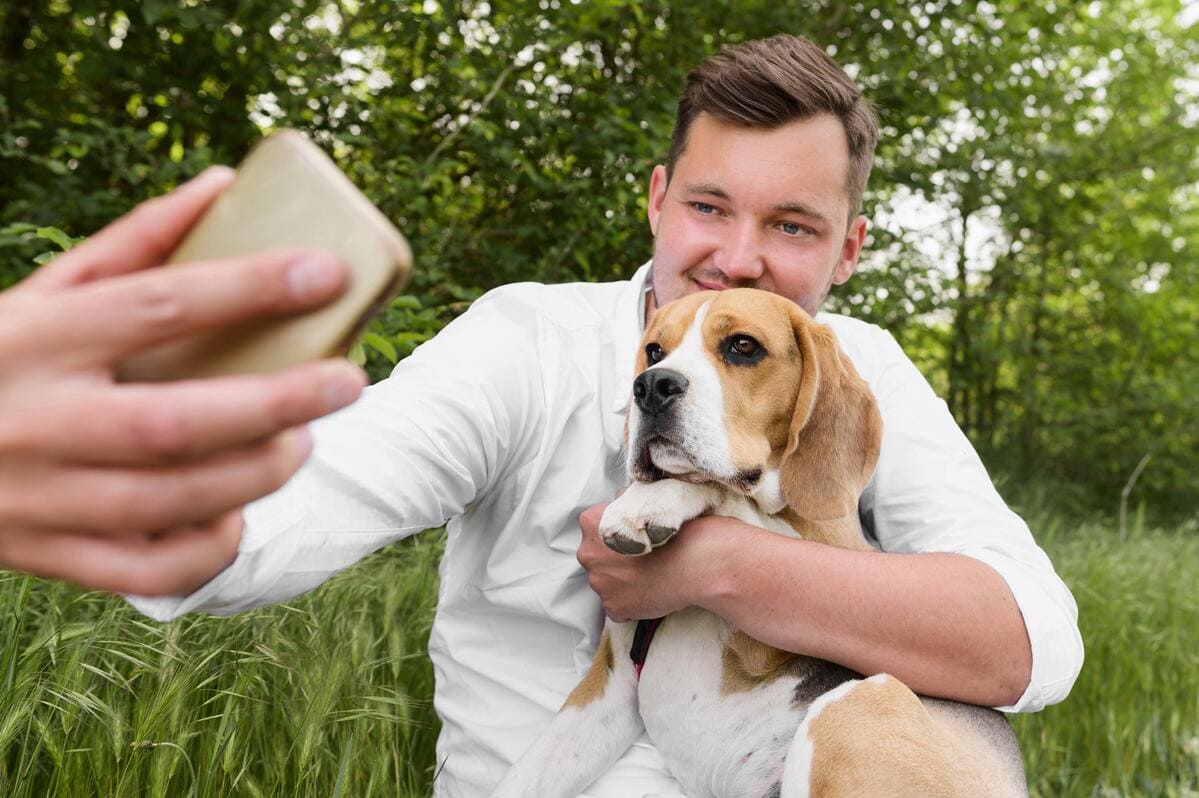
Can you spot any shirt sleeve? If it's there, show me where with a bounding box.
[856,328,1084,713]
[127,286,546,621]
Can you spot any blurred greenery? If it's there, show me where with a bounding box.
[3,0,1197,514]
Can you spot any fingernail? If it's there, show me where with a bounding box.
[179,165,235,194]
[287,253,344,301]
[324,365,365,411]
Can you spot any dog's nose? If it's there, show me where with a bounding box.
[633,368,689,415]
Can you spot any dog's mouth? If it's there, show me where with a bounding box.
[633,441,668,482]
[632,435,765,493]
[632,436,699,483]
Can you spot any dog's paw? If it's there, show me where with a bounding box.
[597,510,657,553]
[600,523,655,556]
[598,487,692,556]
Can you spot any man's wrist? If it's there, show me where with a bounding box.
[684,516,754,612]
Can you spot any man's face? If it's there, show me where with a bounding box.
[646,112,868,318]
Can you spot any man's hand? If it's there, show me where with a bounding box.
[577,501,732,622]
[0,166,367,596]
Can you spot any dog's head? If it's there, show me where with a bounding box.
[627,288,881,520]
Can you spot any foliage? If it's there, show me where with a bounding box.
[2,2,1197,507]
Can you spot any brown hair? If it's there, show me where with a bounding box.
[666,34,879,220]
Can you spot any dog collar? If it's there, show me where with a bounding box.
[630,617,664,681]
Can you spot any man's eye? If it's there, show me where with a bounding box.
[646,343,666,363]
[693,202,717,215]
[723,335,765,364]
[779,222,805,236]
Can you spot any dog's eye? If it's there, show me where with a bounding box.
[723,335,765,365]
[646,343,666,364]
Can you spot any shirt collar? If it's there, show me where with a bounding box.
[610,260,653,414]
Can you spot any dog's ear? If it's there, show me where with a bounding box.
[779,310,882,520]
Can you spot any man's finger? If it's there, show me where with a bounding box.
[22,166,237,293]
[579,502,608,536]
[0,427,313,535]
[2,360,365,465]
[22,247,347,369]
[0,512,243,596]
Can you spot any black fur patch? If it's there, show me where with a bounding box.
[764,781,782,798]
[789,658,861,710]
[732,466,763,491]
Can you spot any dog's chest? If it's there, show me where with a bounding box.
[636,609,805,798]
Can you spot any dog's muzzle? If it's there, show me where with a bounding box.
[633,368,688,416]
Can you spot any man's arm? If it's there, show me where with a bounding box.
[581,513,1029,705]
[129,284,547,620]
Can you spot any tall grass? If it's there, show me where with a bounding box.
[1,516,1196,796]
[0,535,442,797]
[1010,512,1199,797]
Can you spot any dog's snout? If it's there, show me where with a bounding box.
[634,368,689,415]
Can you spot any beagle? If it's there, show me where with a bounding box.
[492,289,1028,798]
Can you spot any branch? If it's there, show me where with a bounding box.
[1118,453,1151,543]
[424,61,521,167]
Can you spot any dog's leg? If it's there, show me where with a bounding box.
[491,622,643,798]
[599,479,723,555]
[779,674,1022,798]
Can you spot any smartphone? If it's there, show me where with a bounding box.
[116,129,413,382]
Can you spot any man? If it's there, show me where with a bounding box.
[0,166,365,594]
[131,35,1082,797]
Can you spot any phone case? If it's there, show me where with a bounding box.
[116,129,412,382]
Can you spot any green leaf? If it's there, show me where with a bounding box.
[34,227,77,252]
[361,332,397,363]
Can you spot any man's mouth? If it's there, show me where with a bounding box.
[693,277,728,292]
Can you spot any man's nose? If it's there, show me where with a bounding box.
[634,368,689,415]
[715,221,767,283]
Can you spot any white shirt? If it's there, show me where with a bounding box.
[130,262,1083,798]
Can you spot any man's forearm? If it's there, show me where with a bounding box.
[690,518,1033,708]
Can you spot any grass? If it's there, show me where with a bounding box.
[0,536,443,797]
[0,516,1196,796]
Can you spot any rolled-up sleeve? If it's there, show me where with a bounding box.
[846,325,1084,713]
[128,286,546,621]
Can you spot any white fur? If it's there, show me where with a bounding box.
[749,469,786,514]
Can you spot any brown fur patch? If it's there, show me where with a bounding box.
[805,675,1002,797]
[562,631,614,709]
[705,294,809,478]
[780,310,883,521]
[779,507,873,551]
[720,630,808,695]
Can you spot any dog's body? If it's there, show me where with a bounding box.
[492,289,1027,797]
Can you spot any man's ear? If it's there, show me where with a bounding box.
[778,309,882,520]
[833,215,869,286]
[647,164,668,238]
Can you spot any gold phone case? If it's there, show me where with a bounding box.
[116,129,412,382]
